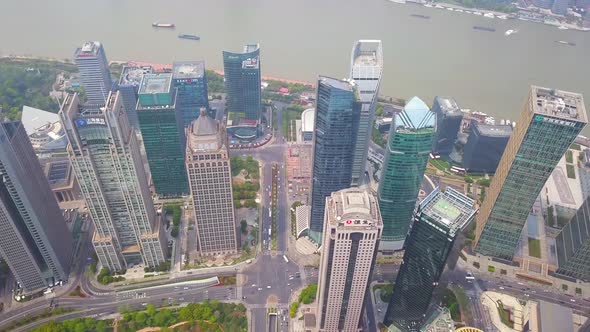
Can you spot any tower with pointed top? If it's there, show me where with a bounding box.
[186,109,238,255]
[377,97,436,251]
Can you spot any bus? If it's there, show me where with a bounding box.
[451,166,466,175]
[283,255,289,263]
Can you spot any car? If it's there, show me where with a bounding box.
[142,303,148,306]
[499,287,505,290]
[258,288,262,291]
[524,293,530,297]
[183,287,189,290]
[570,299,576,302]
[251,284,257,287]
[543,289,550,292]
[267,286,271,289]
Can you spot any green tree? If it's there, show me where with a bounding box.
[240,220,248,234]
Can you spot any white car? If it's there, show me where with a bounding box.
[251,284,256,287]
[570,299,576,302]
[267,286,271,289]
[499,287,505,290]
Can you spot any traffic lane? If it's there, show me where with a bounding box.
[252,308,268,332]
[242,256,302,305]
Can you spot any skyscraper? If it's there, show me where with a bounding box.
[349,40,383,186]
[384,187,475,331]
[186,109,238,256]
[475,87,587,261]
[74,41,113,105]
[173,61,210,151]
[316,188,382,332]
[551,0,569,15]
[0,120,72,293]
[118,65,153,130]
[60,92,167,271]
[462,122,512,174]
[555,194,590,281]
[309,77,360,243]
[136,73,188,197]
[377,97,436,251]
[432,97,462,156]
[223,44,261,121]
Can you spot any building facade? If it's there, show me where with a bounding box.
[60,92,167,271]
[385,187,476,331]
[136,73,188,197]
[74,41,113,105]
[555,194,590,281]
[0,120,72,293]
[551,0,569,15]
[462,122,512,174]
[475,87,587,261]
[222,44,261,121]
[173,61,210,149]
[349,40,383,186]
[309,77,360,243]
[377,97,436,251]
[186,109,238,256]
[432,97,462,156]
[316,188,382,332]
[118,65,152,130]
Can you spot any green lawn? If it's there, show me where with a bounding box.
[566,150,574,163]
[566,164,576,179]
[430,159,451,172]
[373,284,394,303]
[528,238,541,258]
[497,301,514,328]
[571,143,581,151]
[440,288,461,322]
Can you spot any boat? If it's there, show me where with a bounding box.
[484,13,495,18]
[504,29,516,36]
[456,9,464,12]
[152,22,175,28]
[435,4,444,8]
[424,3,433,7]
[558,25,569,30]
[473,11,483,16]
[465,10,472,14]
[473,26,496,32]
[178,34,200,40]
[446,7,454,11]
[410,14,431,19]
[388,0,407,4]
[555,40,576,46]
[497,14,508,19]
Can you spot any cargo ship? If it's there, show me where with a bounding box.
[555,40,576,46]
[178,34,200,40]
[410,14,431,19]
[152,22,175,28]
[473,26,496,32]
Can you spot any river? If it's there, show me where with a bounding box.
[1,0,589,132]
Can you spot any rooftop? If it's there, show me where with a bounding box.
[21,105,61,136]
[538,301,573,332]
[301,108,315,133]
[328,188,382,227]
[420,187,476,236]
[244,43,260,54]
[74,41,102,57]
[119,66,153,86]
[396,96,436,130]
[172,61,205,79]
[138,73,173,95]
[319,76,355,92]
[473,122,513,137]
[434,96,462,116]
[530,86,588,123]
[352,40,383,67]
[46,160,70,185]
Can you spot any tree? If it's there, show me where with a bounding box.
[375,104,384,117]
[240,220,248,234]
[299,284,318,304]
[171,226,179,238]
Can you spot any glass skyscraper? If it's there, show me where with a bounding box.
[0,120,72,293]
[377,97,436,251]
[431,96,462,156]
[223,44,261,122]
[136,73,189,197]
[60,92,167,271]
[118,65,153,131]
[385,187,476,331]
[172,61,210,149]
[349,40,383,187]
[74,41,113,105]
[475,87,587,261]
[308,77,360,243]
[556,194,590,281]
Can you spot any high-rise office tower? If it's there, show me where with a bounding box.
[0,120,72,293]
[74,41,113,105]
[349,40,383,187]
[118,65,153,130]
[555,194,590,281]
[60,92,167,271]
[316,188,382,332]
[385,187,476,331]
[309,77,360,243]
[186,109,238,256]
[377,97,436,251]
[136,73,188,197]
[432,97,462,156]
[475,87,587,261]
[462,121,512,174]
[223,44,261,121]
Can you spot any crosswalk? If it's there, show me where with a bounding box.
[115,291,147,300]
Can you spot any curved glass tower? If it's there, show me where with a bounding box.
[222,44,261,121]
[377,97,436,251]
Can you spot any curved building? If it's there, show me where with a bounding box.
[377,97,436,251]
[432,96,462,156]
[462,122,512,174]
[301,108,315,142]
[223,44,261,121]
